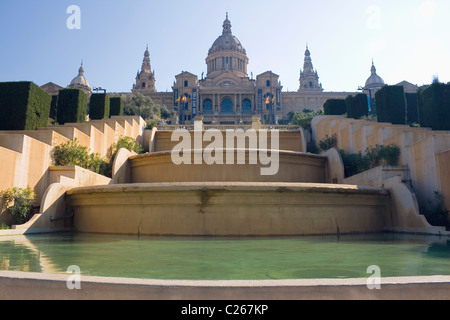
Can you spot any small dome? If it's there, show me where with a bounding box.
[365,61,384,88]
[70,63,90,89]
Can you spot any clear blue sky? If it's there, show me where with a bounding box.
[1,0,449,93]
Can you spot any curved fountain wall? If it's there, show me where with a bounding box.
[129,149,327,183]
[66,127,392,236]
[67,182,389,236]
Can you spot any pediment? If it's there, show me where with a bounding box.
[257,71,280,78]
[209,72,250,88]
[41,82,63,91]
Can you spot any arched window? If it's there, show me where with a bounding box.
[242,99,252,114]
[309,81,313,88]
[203,99,213,114]
[266,80,271,87]
[221,98,233,114]
[142,82,146,88]
[184,80,188,87]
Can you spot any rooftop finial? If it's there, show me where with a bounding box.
[222,12,232,35]
[78,60,85,76]
[371,59,377,74]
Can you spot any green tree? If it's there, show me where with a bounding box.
[289,109,323,131]
[160,104,175,120]
[123,93,166,120]
[0,187,36,225]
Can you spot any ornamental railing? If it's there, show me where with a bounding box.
[156,125,301,131]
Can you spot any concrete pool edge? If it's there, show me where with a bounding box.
[1,271,449,300]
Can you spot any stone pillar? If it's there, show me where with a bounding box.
[194,116,204,131]
[252,116,262,130]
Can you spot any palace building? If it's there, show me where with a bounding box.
[41,14,418,125]
[133,14,357,125]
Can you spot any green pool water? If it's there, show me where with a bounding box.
[0,233,449,280]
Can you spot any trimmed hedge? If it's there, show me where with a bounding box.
[90,93,110,120]
[323,99,346,115]
[417,83,450,130]
[345,93,368,119]
[56,89,88,125]
[417,85,429,128]
[0,81,51,130]
[50,95,58,120]
[375,85,406,125]
[109,97,124,117]
[405,93,419,124]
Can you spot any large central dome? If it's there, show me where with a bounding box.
[205,14,249,79]
[208,14,246,55]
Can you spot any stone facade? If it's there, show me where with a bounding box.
[41,82,63,96]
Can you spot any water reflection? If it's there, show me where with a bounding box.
[0,235,59,274]
[0,233,449,280]
[426,239,450,259]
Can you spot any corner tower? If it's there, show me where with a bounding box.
[299,45,323,92]
[133,45,156,93]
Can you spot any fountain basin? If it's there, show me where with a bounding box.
[66,182,390,236]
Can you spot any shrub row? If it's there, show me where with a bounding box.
[109,97,124,117]
[323,99,346,115]
[0,82,51,130]
[339,144,400,177]
[417,82,450,130]
[54,91,124,124]
[52,136,144,178]
[323,94,369,119]
[56,89,88,125]
[375,85,406,125]
[89,93,110,120]
[346,94,369,119]
[405,93,419,124]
